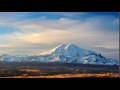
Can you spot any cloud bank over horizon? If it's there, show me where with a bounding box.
[0,12,119,59]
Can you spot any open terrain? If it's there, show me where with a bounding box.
[0,62,119,78]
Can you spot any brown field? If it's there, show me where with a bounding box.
[0,62,119,78]
[1,73,119,78]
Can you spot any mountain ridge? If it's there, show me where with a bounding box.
[0,44,119,66]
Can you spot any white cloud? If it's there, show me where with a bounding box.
[0,23,5,26]
[0,15,119,59]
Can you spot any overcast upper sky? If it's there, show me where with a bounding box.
[0,12,119,59]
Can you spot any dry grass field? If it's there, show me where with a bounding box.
[1,73,119,78]
[0,62,119,78]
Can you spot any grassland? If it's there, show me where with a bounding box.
[1,73,119,78]
[0,62,119,78]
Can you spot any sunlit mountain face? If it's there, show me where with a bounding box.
[0,44,119,66]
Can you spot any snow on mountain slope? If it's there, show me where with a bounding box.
[0,44,119,65]
[41,44,67,55]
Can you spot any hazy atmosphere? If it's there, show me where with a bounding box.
[0,12,119,59]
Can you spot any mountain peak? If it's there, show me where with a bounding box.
[41,44,85,56]
[49,44,66,53]
[65,44,86,51]
[58,44,67,47]
[68,43,76,46]
[67,44,76,48]
[40,44,67,55]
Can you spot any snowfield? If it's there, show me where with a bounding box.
[0,44,119,66]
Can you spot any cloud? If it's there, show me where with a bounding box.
[0,13,119,59]
[0,12,29,23]
[0,23,5,26]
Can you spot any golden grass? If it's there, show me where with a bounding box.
[20,69,41,73]
[0,73,119,78]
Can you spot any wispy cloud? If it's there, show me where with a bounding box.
[0,12,119,59]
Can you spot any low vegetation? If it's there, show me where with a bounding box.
[1,73,119,78]
[0,62,119,78]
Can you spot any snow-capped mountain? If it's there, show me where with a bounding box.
[0,44,119,65]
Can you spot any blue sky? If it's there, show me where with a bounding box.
[0,12,119,59]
